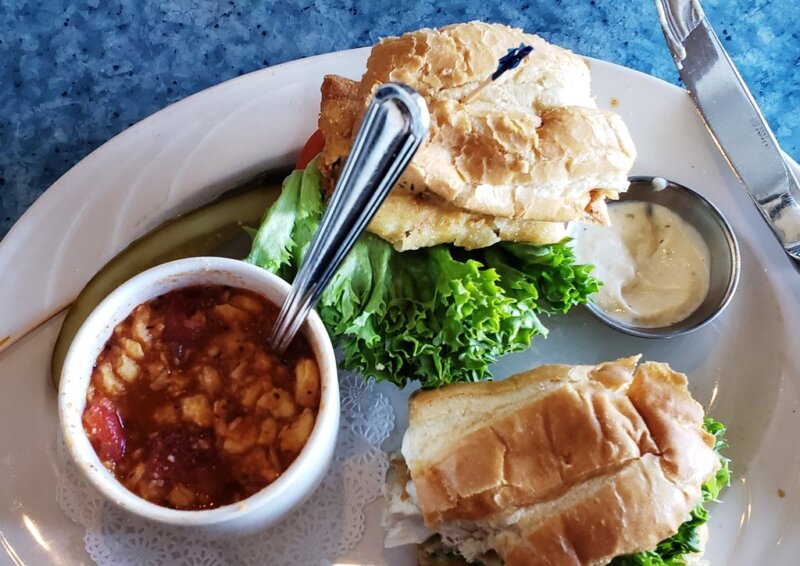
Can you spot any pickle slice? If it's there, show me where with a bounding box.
[50,169,288,389]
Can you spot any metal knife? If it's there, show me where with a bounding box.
[656,0,800,262]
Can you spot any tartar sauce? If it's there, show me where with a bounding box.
[575,201,711,328]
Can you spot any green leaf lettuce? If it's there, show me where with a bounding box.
[245,162,599,388]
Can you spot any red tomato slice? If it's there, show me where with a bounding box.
[296,130,325,170]
[83,396,126,463]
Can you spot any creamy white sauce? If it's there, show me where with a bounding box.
[575,201,711,328]
[652,177,668,191]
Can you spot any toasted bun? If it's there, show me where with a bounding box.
[319,22,636,225]
[400,357,719,566]
[319,75,566,250]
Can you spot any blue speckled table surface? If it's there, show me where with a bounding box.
[1,0,798,238]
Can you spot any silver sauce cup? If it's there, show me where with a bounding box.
[583,176,740,339]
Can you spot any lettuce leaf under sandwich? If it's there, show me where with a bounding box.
[245,162,599,389]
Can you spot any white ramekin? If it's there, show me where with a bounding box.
[58,257,339,535]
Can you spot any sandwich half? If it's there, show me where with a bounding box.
[319,22,637,251]
[383,356,729,565]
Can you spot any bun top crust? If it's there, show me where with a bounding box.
[401,357,719,565]
[356,22,595,111]
[319,21,636,224]
[319,74,568,250]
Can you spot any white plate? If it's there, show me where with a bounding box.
[1,47,799,566]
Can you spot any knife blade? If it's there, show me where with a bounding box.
[656,0,800,262]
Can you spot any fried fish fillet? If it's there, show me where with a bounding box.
[370,186,566,251]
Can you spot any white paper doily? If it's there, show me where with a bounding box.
[56,372,394,565]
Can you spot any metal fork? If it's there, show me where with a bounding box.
[269,82,429,354]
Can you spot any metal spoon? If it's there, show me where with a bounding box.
[270,82,429,354]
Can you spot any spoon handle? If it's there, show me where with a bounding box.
[270,83,429,354]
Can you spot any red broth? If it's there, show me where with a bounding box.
[82,285,320,510]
